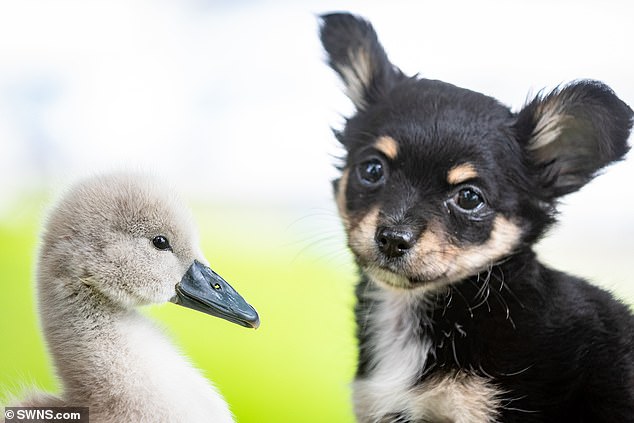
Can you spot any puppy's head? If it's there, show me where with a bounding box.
[320,13,632,291]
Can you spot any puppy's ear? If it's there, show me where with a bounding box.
[319,12,403,110]
[515,80,632,198]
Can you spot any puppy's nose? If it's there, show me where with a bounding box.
[375,226,416,258]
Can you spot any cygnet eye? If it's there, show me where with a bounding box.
[152,235,172,251]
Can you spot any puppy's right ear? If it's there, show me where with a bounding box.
[319,12,403,110]
[515,81,632,198]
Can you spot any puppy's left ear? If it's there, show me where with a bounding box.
[319,12,404,111]
[515,80,632,198]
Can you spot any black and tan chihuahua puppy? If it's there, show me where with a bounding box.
[319,12,634,423]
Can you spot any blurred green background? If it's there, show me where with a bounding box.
[1,194,632,422]
[0,198,359,422]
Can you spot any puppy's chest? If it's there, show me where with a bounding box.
[354,293,501,423]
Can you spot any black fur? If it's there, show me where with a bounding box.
[320,12,634,423]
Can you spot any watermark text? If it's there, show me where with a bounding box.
[4,407,88,422]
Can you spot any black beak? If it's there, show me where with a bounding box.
[171,260,260,329]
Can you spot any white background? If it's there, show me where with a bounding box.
[0,0,632,295]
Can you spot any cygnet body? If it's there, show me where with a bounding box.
[15,173,259,423]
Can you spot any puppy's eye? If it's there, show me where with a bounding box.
[455,188,484,211]
[152,235,172,251]
[357,158,385,186]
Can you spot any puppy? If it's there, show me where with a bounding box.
[319,12,634,423]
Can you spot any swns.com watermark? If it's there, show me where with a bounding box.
[4,407,88,423]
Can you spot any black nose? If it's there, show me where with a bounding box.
[375,226,416,258]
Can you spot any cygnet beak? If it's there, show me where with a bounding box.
[171,260,260,329]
